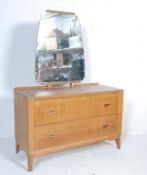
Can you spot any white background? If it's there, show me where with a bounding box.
[0,0,147,138]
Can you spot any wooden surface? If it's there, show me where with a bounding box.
[14,83,123,171]
[46,9,75,15]
[14,92,28,153]
[15,83,122,98]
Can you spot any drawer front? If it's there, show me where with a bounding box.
[90,115,117,138]
[35,93,118,126]
[35,119,90,150]
[35,96,92,126]
[92,93,118,117]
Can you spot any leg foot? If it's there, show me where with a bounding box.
[27,155,34,171]
[16,143,21,153]
[115,136,121,149]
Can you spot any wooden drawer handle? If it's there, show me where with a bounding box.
[104,103,111,107]
[48,109,57,114]
[48,134,56,139]
[102,124,109,128]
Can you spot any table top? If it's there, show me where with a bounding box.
[14,83,123,99]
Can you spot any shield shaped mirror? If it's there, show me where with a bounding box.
[35,10,85,84]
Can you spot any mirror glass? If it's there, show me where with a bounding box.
[35,10,85,83]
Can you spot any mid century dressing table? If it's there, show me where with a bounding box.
[14,10,123,171]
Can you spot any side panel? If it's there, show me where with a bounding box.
[14,90,35,154]
[14,91,28,152]
[116,91,124,136]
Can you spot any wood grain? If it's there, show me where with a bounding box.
[46,9,75,15]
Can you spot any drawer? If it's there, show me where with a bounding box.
[90,115,117,138]
[92,93,118,117]
[35,96,92,126]
[35,119,90,150]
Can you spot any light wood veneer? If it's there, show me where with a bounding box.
[14,83,123,171]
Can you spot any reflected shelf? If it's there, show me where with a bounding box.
[37,47,83,54]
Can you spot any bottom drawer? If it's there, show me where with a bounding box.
[35,119,90,150]
[35,115,117,150]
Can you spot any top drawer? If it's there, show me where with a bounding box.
[35,93,118,126]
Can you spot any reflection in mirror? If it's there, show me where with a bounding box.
[35,10,85,83]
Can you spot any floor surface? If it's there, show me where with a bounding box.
[0,135,147,175]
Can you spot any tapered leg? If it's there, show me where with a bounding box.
[16,143,21,153]
[115,136,121,149]
[27,155,34,171]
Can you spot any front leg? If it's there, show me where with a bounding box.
[27,154,34,171]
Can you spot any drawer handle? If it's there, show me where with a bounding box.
[104,103,111,107]
[48,109,57,114]
[48,134,56,139]
[102,124,109,128]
